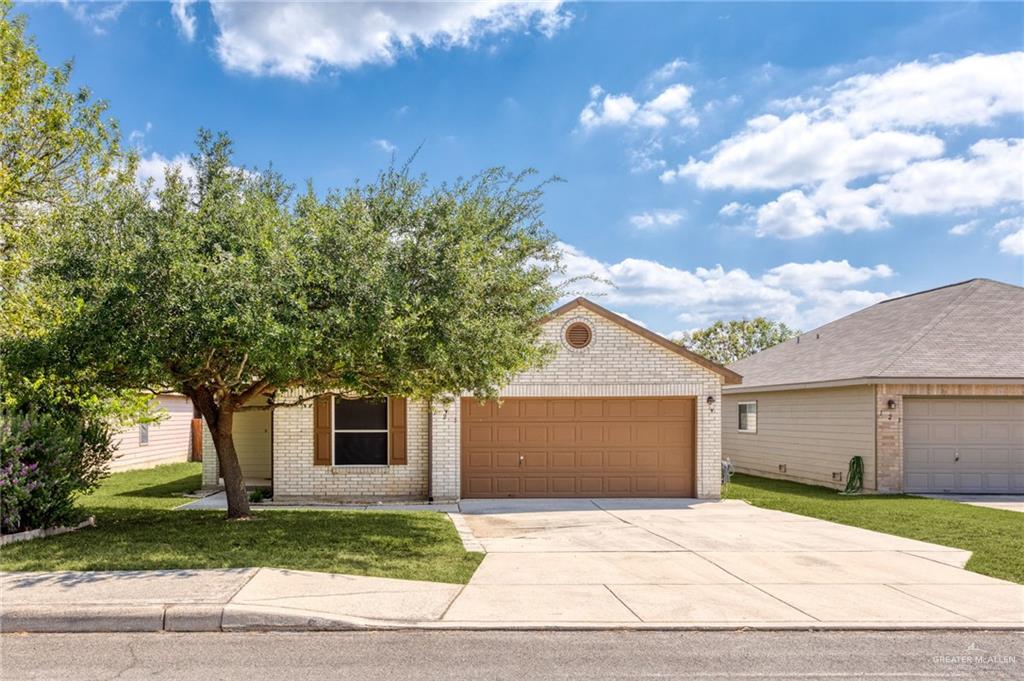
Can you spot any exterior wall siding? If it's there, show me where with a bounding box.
[723,386,876,491]
[206,305,726,500]
[109,395,193,473]
[875,382,1024,492]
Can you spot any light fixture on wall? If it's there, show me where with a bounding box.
[887,399,897,410]
[706,395,716,412]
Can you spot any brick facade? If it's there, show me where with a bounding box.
[203,303,727,501]
[875,383,1024,492]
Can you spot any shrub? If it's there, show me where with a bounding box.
[0,408,115,533]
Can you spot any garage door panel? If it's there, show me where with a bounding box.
[634,477,660,494]
[495,478,521,494]
[549,400,575,419]
[495,452,522,468]
[466,426,493,444]
[606,424,631,445]
[579,423,604,444]
[521,401,548,419]
[461,397,695,498]
[904,397,1023,494]
[522,452,547,468]
[606,451,631,468]
[522,425,548,445]
[468,452,493,468]
[550,425,576,445]
[463,400,493,420]
[985,424,1011,442]
[523,478,549,494]
[550,451,575,468]
[634,424,659,445]
[606,400,631,418]
[467,478,493,495]
[659,400,691,418]
[957,423,983,441]
[577,400,604,418]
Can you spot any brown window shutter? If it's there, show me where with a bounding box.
[389,397,407,465]
[313,395,332,466]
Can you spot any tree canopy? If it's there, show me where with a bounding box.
[4,131,565,517]
[675,317,798,365]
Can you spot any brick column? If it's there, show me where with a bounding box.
[875,386,903,492]
[429,398,461,501]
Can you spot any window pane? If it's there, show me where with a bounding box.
[334,398,387,430]
[738,406,748,431]
[334,432,388,465]
[139,423,149,445]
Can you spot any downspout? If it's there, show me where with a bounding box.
[426,398,434,503]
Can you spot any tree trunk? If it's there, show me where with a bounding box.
[209,407,251,519]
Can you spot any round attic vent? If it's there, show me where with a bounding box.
[565,322,592,349]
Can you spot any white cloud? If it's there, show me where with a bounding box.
[60,0,126,35]
[580,83,697,131]
[827,52,1024,134]
[135,152,197,197]
[999,229,1024,256]
[718,202,752,217]
[994,216,1024,256]
[667,114,943,189]
[761,260,893,292]
[555,242,896,330]
[373,138,397,154]
[208,1,570,79]
[949,219,981,236]
[648,58,690,84]
[667,52,1024,238]
[171,0,198,42]
[628,210,684,232]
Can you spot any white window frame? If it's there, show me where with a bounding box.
[331,396,390,467]
[737,401,757,434]
[139,422,150,446]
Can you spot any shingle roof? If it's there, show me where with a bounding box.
[725,279,1024,391]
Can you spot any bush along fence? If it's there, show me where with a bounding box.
[0,406,115,537]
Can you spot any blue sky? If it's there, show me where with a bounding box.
[20,1,1024,335]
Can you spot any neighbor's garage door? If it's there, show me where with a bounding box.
[460,397,695,498]
[904,398,1024,493]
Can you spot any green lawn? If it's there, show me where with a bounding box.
[0,463,483,583]
[724,473,1024,584]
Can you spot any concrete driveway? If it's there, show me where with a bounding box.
[444,498,1024,627]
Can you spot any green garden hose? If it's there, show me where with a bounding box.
[841,455,864,495]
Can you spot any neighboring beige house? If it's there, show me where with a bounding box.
[109,394,195,472]
[723,279,1024,494]
[202,297,740,501]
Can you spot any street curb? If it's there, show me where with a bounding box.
[3,605,1023,633]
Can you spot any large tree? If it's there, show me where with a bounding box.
[4,131,564,518]
[675,317,798,365]
[1,0,118,307]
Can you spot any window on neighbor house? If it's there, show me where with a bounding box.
[333,397,388,465]
[139,422,150,445]
[738,401,757,433]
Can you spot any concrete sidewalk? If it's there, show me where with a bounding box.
[2,563,1022,633]
[3,499,1022,632]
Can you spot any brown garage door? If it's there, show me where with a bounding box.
[461,397,695,498]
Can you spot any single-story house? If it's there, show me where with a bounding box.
[723,278,1024,494]
[109,394,197,472]
[201,297,741,501]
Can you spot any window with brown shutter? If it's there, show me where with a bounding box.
[313,395,332,465]
[315,395,408,466]
[389,397,407,465]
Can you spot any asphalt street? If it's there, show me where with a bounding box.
[1,630,1022,680]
